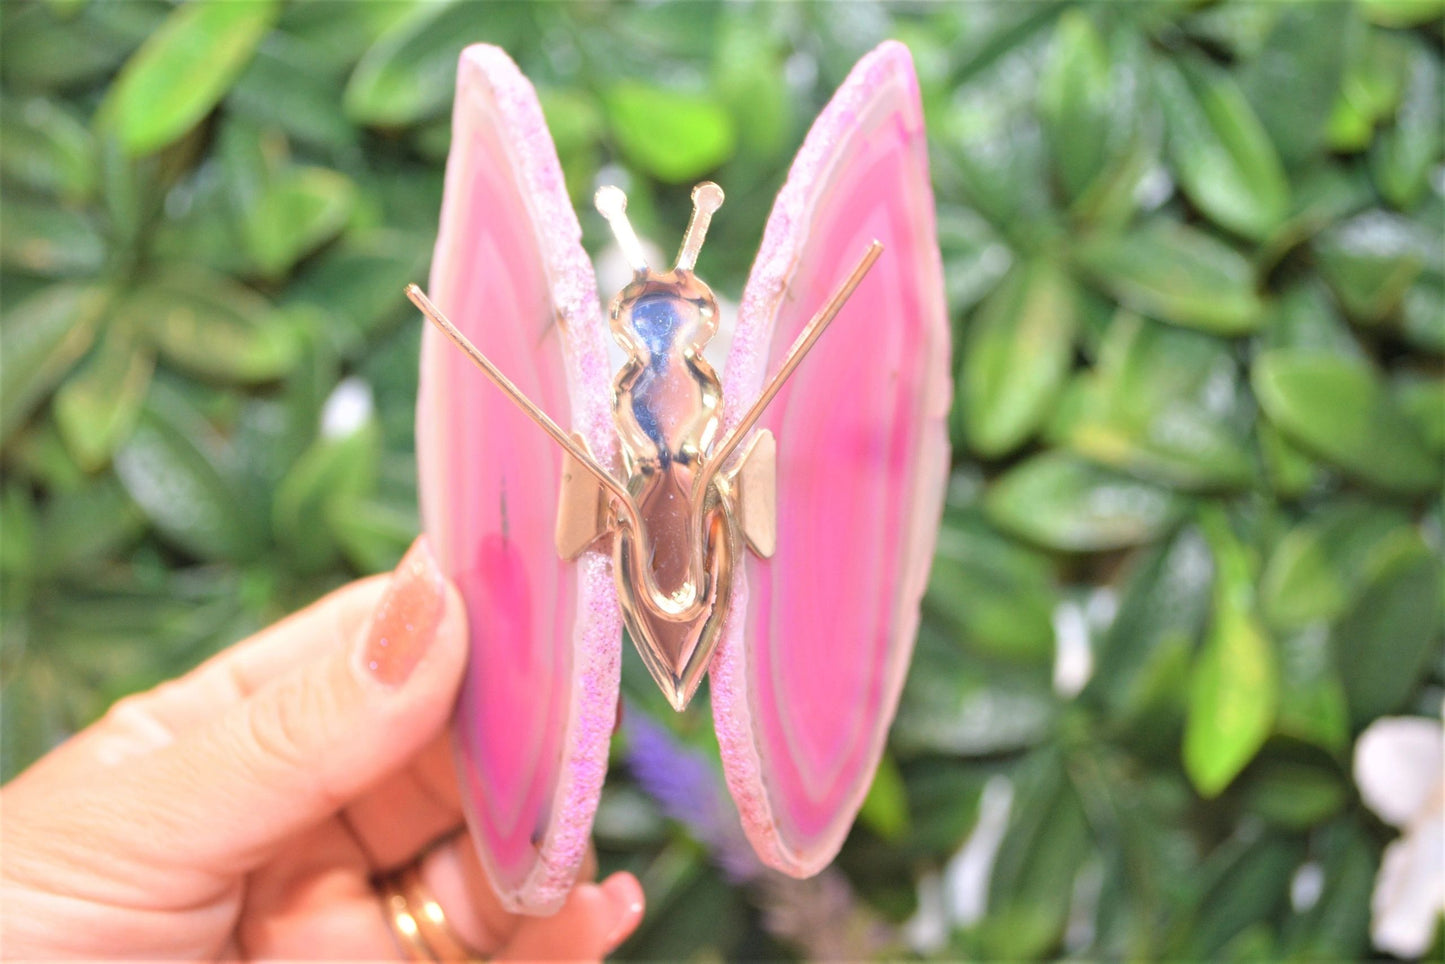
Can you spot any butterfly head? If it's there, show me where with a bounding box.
[595,183,723,360]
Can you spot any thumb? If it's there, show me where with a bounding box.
[114,538,468,875]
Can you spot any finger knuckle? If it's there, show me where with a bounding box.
[240,673,334,773]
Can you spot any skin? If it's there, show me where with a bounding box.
[0,546,644,959]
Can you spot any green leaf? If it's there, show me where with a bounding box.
[1273,626,1350,752]
[1048,314,1254,490]
[226,40,359,153]
[604,82,737,184]
[0,0,164,91]
[1402,274,1445,353]
[1238,4,1349,168]
[1258,421,1326,500]
[1077,220,1264,334]
[1155,54,1290,241]
[1315,210,1436,324]
[0,196,106,277]
[126,269,300,383]
[976,751,1092,960]
[1370,40,1441,209]
[0,283,108,445]
[1331,541,1442,723]
[102,0,280,155]
[53,323,155,472]
[1358,0,1445,27]
[961,260,1077,458]
[345,1,526,126]
[112,383,265,561]
[1260,280,1365,359]
[857,752,911,843]
[1183,509,1277,799]
[1327,25,1408,152]
[35,475,146,576]
[243,166,357,279]
[1252,350,1439,494]
[0,96,96,201]
[1037,10,1112,202]
[1395,375,1445,454]
[713,12,788,160]
[1243,761,1347,829]
[1279,820,1375,960]
[284,231,429,353]
[1260,501,1417,631]
[926,509,1058,665]
[273,421,380,574]
[1085,525,1212,737]
[985,452,1187,552]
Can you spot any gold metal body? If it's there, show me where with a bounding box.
[407,181,880,711]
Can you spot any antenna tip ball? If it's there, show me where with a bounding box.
[692,181,724,211]
[595,185,627,217]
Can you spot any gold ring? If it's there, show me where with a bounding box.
[377,861,481,962]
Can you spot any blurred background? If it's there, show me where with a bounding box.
[2,0,1442,959]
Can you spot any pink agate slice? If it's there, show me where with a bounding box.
[712,41,951,876]
[416,45,621,914]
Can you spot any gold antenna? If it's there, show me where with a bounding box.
[675,182,724,272]
[406,284,637,517]
[594,186,649,275]
[698,240,883,493]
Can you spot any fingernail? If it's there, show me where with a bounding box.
[360,537,447,686]
[600,871,645,949]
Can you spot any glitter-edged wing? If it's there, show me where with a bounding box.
[415,44,621,914]
[711,41,952,877]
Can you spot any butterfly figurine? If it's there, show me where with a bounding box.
[411,40,950,914]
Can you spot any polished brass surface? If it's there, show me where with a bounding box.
[555,432,613,560]
[731,428,776,559]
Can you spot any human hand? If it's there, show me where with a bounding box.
[0,538,645,959]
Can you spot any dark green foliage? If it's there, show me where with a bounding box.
[1,1,1441,960]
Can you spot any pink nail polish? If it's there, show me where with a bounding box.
[361,537,446,686]
[600,872,645,949]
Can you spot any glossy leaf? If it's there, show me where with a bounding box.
[1315,210,1436,323]
[977,751,1092,960]
[1049,314,1254,490]
[0,283,108,445]
[1394,376,1445,454]
[986,452,1187,552]
[1330,542,1442,724]
[1183,510,1276,798]
[0,96,96,201]
[1037,10,1112,202]
[345,1,524,126]
[273,421,380,574]
[1238,4,1349,168]
[1260,501,1416,632]
[926,509,1057,665]
[0,196,106,278]
[1086,525,1213,734]
[1155,54,1290,240]
[1252,350,1439,493]
[242,166,357,279]
[113,384,265,561]
[103,0,280,155]
[604,82,737,184]
[960,260,1077,457]
[1369,39,1441,209]
[1077,220,1264,334]
[53,323,155,471]
[1273,626,1350,752]
[126,270,301,383]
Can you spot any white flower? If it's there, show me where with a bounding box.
[320,376,373,439]
[1354,715,1445,958]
